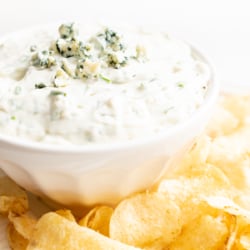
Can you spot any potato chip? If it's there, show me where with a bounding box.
[204,196,250,220]
[27,212,140,250]
[219,95,250,126]
[158,179,209,226]
[225,215,238,250]
[234,193,250,211]
[206,103,239,137]
[206,94,250,137]
[110,192,181,248]
[205,97,250,192]
[7,223,28,250]
[237,234,250,250]
[235,229,250,250]
[0,176,28,215]
[177,135,211,172]
[79,205,113,236]
[202,195,250,249]
[8,212,37,240]
[157,164,231,226]
[168,214,230,250]
[209,152,250,192]
[226,216,250,249]
[55,209,76,222]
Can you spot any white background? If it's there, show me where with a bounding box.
[0,0,249,88]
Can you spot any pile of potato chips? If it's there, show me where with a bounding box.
[1,93,250,250]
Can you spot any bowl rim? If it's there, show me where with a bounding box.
[0,24,220,154]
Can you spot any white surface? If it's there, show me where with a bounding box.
[0,0,250,87]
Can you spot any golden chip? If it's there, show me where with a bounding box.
[0,176,28,215]
[110,192,181,249]
[55,209,76,222]
[235,229,250,249]
[172,135,212,176]
[219,95,250,125]
[204,196,250,221]
[7,223,28,250]
[206,96,240,137]
[224,215,238,250]
[8,212,37,240]
[168,214,230,250]
[78,205,113,236]
[208,137,250,191]
[157,163,231,226]
[27,212,140,250]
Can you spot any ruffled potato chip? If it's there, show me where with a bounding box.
[168,214,231,250]
[79,205,113,236]
[8,212,37,240]
[234,226,250,250]
[110,192,182,249]
[204,196,250,219]
[7,223,28,250]
[158,163,231,226]
[206,103,239,137]
[207,129,250,190]
[55,209,76,222]
[219,95,250,126]
[27,212,140,250]
[173,135,212,175]
[0,176,28,215]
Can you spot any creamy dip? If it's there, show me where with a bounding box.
[0,23,210,145]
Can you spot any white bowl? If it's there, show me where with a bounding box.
[0,27,219,207]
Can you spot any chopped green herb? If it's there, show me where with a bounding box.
[177,82,185,88]
[163,106,174,114]
[10,116,16,120]
[99,74,111,83]
[50,90,67,96]
[35,83,47,89]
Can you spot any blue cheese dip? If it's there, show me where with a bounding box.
[0,23,210,145]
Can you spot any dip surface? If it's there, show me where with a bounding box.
[0,23,210,145]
